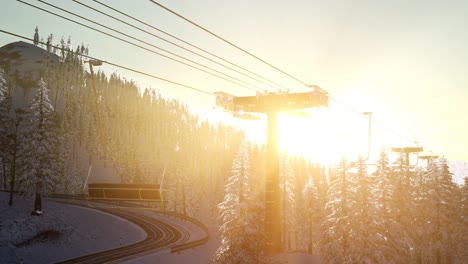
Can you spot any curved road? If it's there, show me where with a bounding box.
[54,202,188,264]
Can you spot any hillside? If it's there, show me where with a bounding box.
[1,39,467,263]
[0,39,242,215]
[0,41,59,110]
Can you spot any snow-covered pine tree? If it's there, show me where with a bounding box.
[390,151,415,259]
[424,158,461,263]
[212,140,266,264]
[320,157,356,263]
[300,164,320,254]
[0,69,25,207]
[374,150,409,263]
[18,78,59,215]
[279,152,295,251]
[347,156,389,262]
[459,177,468,262]
[411,158,435,263]
[0,67,10,191]
[46,34,53,54]
[33,26,39,46]
[7,109,27,207]
[57,80,82,193]
[0,67,8,145]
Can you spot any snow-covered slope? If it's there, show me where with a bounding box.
[0,41,121,184]
[0,41,59,81]
[0,193,145,264]
[0,41,59,110]
[447,160,468,186]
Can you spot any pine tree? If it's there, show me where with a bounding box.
[0,68,24,207]
[0,67,8,149]
[459,177,468,262]
[212,140,266,264]
[390,151,416,260]
[300,164,320,254]
[423,158,460,263]
[374,150,409,263]
[46,34,53,54]
[279,153,295,251]
[18,78,59,215]
[0,67,10,193]
[347,156,390,262]
[33,26,39,46]
[7,109,26,207]
[320,157,356,263]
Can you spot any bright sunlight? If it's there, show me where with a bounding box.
[239,107,372,166]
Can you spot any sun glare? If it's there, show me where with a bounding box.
[278,108,372,165]
[277,111,342,165]
[239,106,373,166]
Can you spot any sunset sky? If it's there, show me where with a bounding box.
[1,0,467,162]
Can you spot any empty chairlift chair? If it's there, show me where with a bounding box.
[84,183,166,210]
[83,161,167,210]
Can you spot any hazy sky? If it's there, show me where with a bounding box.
[1,0,467,162]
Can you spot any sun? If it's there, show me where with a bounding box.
[239,107,371,166]
[277,108,373,165]
[276,111,340,165]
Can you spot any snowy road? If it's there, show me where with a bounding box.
[56,207,187,264]
[1,193,211,264]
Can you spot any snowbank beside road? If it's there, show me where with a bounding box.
[0,193,145,264]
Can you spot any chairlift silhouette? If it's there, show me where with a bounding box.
[83,160,167,210]
[418,152,439,167]
[391,145,423,168]
[214,91,262,120]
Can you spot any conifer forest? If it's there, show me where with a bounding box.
[1,35,467,264]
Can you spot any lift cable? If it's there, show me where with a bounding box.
[1,24,424,160]
[0,29,214,96]
[146,0,420,146]
[328,95,416,145]
[148,0,310,88]
[93,0,287,92]
[20,0,261,92]
[73,0,282,92]
[11,1,423,150]
[146,0,418,145]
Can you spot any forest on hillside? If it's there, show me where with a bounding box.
[0,35,244,214]
[1,35,467,263]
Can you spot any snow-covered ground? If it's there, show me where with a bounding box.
[123,227,219,264]
[0,192,218,264]
[0,192,223,264]
[0,192,146,264]
[1,192,322,264]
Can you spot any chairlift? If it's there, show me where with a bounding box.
[83,160,167,210]
[391,146,423,167]
[418,153,439,167]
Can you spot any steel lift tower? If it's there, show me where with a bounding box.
[222,88,329,255]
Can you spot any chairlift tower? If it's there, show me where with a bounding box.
[218,88,329,255]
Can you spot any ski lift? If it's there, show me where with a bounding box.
[214,91,235,111]
[419,153,439,167]
[214,91,262,120]
[83,160,167,210]
[390,145,423,169]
